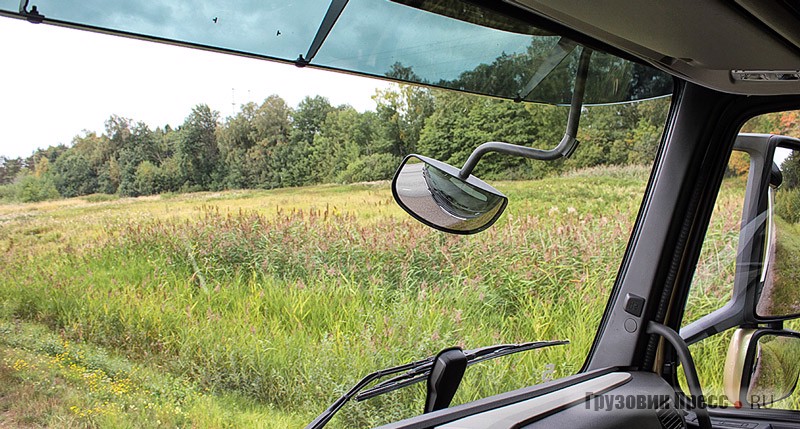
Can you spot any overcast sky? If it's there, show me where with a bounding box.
[0,16,392,158]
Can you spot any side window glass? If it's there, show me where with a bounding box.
[683,111,800,411]
[681,151,748,405]
[683,151,748,327]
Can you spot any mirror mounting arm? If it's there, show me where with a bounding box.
[458,48,591,179]
[18,0,44,23]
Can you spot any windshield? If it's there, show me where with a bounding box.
[0,0,671,104]
[0,1,673,428]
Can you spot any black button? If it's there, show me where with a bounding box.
[624,294,645,317]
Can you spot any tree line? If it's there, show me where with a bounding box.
[0,86,672,203]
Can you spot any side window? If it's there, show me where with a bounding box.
[683,111,800,411]
[681,146,749,405]
[683,151,748,327]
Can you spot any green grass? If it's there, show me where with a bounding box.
[0,320,306,428]
[0,166,759,427]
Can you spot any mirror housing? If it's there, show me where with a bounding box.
[733,135,800,322]
[724,328,800,407]
[756,142,800,320]
[392,155,508,235]
[683,134,800,345]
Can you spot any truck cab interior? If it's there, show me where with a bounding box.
[3,1,800,428]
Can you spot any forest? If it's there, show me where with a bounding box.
[2,84,800,204]
[0,84,675,202]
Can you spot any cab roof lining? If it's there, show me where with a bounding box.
[506,0,800,96]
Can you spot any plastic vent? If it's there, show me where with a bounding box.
[656,405,685,429]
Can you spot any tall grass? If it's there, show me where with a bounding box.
[0,168,749,426]
[0,319,308,428]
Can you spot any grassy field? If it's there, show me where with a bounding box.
[0,165,783,427]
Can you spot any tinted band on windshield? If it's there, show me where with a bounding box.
[1,0,672,105]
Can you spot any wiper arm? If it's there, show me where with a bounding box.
[305,340,568,429]
[356,340,568,401]
[296,0,348,67]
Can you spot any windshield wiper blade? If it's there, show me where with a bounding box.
[304,353,435,429]
[305,340,568,429]
[356,340,568,401]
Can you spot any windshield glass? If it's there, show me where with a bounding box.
[0,2,673,428]
[0,0,672,104]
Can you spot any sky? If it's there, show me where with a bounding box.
[0,16,393,159]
